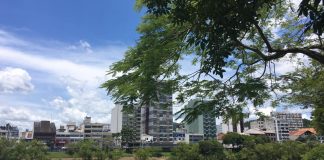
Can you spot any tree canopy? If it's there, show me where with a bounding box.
[102,0,324,127]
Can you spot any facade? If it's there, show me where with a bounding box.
[250,112,303,141]
[271,112,303,141]
[111,105,123,133]
[110,104,142,144]
[123,106,142,143]
[55,124,84,148]
[0,123,19,139]
[81,117,112,147]
[173,132,186,144]
[184,100,217,140]
[110,90,173,146]
[141,93,173,145]
[55,131,84,148]
[20,130,33,141]
[173,122,187,133]
[216,119,241,135]
[244,128,276,141]
[33,121,56,148]
[82,117,109,139]
[184,133,204,144]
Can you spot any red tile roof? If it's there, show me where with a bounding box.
[289,128,316,136]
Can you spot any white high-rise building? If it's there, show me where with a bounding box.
[110,92,173,145]
[216,119,241,135]
[111,104,123,133]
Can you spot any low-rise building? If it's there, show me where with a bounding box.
[289,128,316,141]
[250,112,303,141]
[33,121,56,148]
[244,128,276,141]
[0,123,19,139]
[184,133,204,144]
[81,116,111,147]
[173,132,185,144]
[20,130,33,141]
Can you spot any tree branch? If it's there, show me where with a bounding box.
[253,21,273,52]
[236,40,324,64]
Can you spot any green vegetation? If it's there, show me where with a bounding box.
[46,152,73,159]
[302,145,324,160]
[102,0,324,134]
[0,138,48,160]
[134,148,150,160]
[279,61,324,134]
[169,137,323,160]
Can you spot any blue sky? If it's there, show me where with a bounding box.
[0,0,311,130]
[0,0,144,129]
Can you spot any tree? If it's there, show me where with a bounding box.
[134,148,150,160]
[77,140,100,160]
[198,140,225,160]
[102,0,324,129]
[302,144,324,160]
[303,118,312,128]
[279,61,324,133]
[140,0,324,65]
[170,143,201,160]
[120,126,136,148]
[222,132,245,149]
[0,139,48,160]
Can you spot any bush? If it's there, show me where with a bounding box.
[108,149,124,160]
[170,143,201,160]
[0,138,48,160]
[150,147,163,157]
[198,140,225,160]
[134,148,150,160]
[302,144,324,160]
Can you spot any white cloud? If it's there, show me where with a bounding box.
[0,67,34,93]
[49,77,112,124]
[0,29,126,129]
[0,104,52,130]
[79,40,93,53]
[0,47,109,86]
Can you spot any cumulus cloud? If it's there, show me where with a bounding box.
[0,104,52,129]
[49,77,113,124]
[0,29,128,129]
[0,67,34,93]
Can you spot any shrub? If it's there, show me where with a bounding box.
[134,148,150,160]
[302,144,324,160]
[198,140,225,160]
[170,143,201,160]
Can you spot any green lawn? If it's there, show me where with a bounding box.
[47,152,74,159]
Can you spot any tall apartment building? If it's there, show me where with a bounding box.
[111,104,142,143]
[271,112,303,141]
[111,92,173,145]
[250,112,303,141]
[184,100,217,139]
[141,92,173,145]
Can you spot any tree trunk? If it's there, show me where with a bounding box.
[240,115,244,133]
[232,119,237,133]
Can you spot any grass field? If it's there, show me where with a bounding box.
[47,152,74,159]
